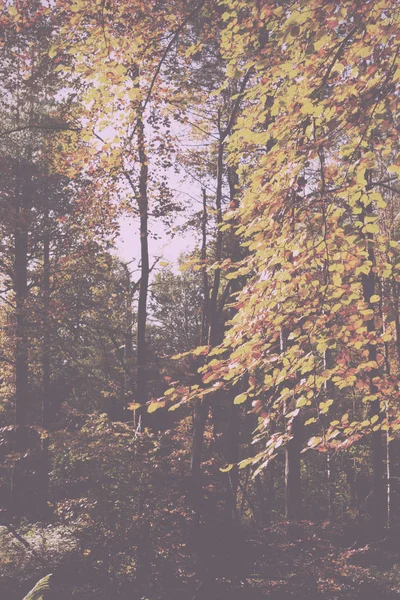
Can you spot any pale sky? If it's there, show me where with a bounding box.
[116,212,195,266]
[115,174,203,270]
[102,114,212,270]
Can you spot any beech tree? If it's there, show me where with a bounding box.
[186,0,400,539]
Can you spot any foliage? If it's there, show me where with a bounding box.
[1,1,400,599]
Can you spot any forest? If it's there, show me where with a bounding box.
[1,0,400,598]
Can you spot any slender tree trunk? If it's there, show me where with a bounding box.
[361,198,385,539]
[124,308,134,421]
[190,397,210,523]
[42,209,50,431]
[394,280,400,362]
[207,136,224,347]
[224,394,240,524]
[101,340,115,420]
[15,195,29,450]
[386,403,391,532]
[200,188,209,344]
[324,348,335,523]
[136,110,149,423]
[223,165,242,524]
[281,330,302,526]
[11,161,30,517]
[39,207,51,517]
[285,414,302,522]
[382,285,392,533]
[190,190,211,507]
[119,264,134,422]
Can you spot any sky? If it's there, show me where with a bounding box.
[100,112,210,271]
[116,213,195,266]
[114,174,202,271]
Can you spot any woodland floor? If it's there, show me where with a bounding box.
[1,522,400,600]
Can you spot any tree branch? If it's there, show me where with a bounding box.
[128,0,206,143]
[0,123,80,139]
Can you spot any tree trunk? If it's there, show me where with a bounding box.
[119,263,134,422]
[11,160,30,517]
[394,280,400,362]
[280,329,302,526]
[382,286,392,532]
[386,403,391,532]
[136,109,149,424]
[42,210,51,431]
[324,349,335,523]
[200,188,209,345]
[327,452,335,524]
[223,165,242,525]
[123,315,134,421]
[224,396,240,524]
[40,207,51,517]
[190,397,210,522]
[285,414,302,522]
[207,136,224,347]
[361,198,385,539]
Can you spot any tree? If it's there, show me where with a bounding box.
[0,0,119,516]
[149,258,203,357]
[192,0,400,539]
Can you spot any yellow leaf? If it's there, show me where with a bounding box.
[296,397,307,408]
[370,192,386,208]
[301,98,314,114]
[239,457,254,469]
[234,393,247,405]
[148,401,165,413]
[364,223,379,234]
[220,464,234,473]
